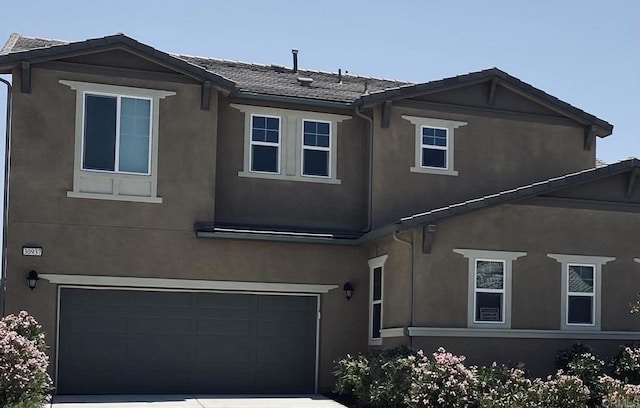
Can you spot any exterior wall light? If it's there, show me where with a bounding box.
[343,282,354,300]
[26,270,39,290]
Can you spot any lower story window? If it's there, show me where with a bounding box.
[567,264,595,325]
[368,254,387,345]
[474,260,505,323]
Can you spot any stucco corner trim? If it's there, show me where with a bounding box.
[407,327,640,340]
[39,274,339,294]
[380,327,406,338]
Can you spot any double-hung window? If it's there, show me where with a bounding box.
[302,120,331,177]
[454,249,526,329]
[474,259,506,323]
[61,80,175,203]
[421,126,448,169]
[250,115,280,173]
[83,94,151,174]
[548,254,615,331]
[233,104,348,184]
[567,264,595,325]
[402,115,467,176]
[368,254,387,345]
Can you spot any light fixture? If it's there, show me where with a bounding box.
[26,270,39,290]
[343,282,354,300]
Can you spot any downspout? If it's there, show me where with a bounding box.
[393,229,414,349]
[354,103,373,233]
[0,77,11,317]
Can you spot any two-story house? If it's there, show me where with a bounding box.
[0,33,639,396]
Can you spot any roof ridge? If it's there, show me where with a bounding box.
[172,51,413,83]
[13,33,70,44]
[0,33,20,55]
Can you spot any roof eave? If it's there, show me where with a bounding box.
[0,34,237,92]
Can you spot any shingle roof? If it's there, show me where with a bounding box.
[398,157,640,229]
[0,33,614,132]
[175,54,410,103]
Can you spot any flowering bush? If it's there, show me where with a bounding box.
[599,374,640,407]
[333,346,414,408]
[407,348,476,408]
[0,311,52,408]
[475,364,545,407]
[612,346,640,385]
[334,345,640,408]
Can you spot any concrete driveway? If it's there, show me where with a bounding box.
[49,395,348,407]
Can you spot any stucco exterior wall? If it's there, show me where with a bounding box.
[4,63,371,391]
[371,103,594,228]
[412,204,640,331]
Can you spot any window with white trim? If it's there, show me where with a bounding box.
[567,264,595,325]
[232,104,349,184]
[454,249,526,329]
[402,115,467,176]
[61,80,175,203]
[474,259,506,323]
[368,254,387,345]
[302,120,331,177]
[250,115,280,173]
[548,254,615,331]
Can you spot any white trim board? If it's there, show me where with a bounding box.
[407,326,640,340]
[380,327,406,338]
[40,274,339,294]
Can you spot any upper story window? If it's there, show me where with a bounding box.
[83,95,151,174]
[421,126,448,169]
[302,120,331,177]
[454,249,526,329]
[250,115,280,173]
[61,80,175,203]
[548,254,615,331]
[232,104,349,184]
[402,115,467,176]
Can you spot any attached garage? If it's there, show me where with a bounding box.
[56,288,319,394]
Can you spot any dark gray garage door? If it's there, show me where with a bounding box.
[57,288,318,394]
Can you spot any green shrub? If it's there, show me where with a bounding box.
[475,364,544,408]
[555,343,594,371]
[333,346,414,408]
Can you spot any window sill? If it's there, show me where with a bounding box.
[368,338,383,346]
[67,191,163,204]
[408,327,640,340]
[238,171,342,184]
[410,166,458,176]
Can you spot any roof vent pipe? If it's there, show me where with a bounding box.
[292,49,298,73]
[338,69,342,83]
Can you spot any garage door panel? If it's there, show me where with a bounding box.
[195,293,258,310]
[58,288,317,394]
[196,318,254,336]
[128,316,195,334]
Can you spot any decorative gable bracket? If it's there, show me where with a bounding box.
[421,223,437,254]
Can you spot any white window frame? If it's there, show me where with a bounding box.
[454,249,526,329]
[368,254,388,345]
[80,92,153,176]
[419,125,450,171]
[249,113,281,174]
[402,115,467,176]
[566,263,596,327]
[548,254,615,331]
[60,80,175,203]
[232,104,349,184]
[301,119,332,178]
[473,259,507,324]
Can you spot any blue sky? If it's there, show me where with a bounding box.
[0,0,638,162]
